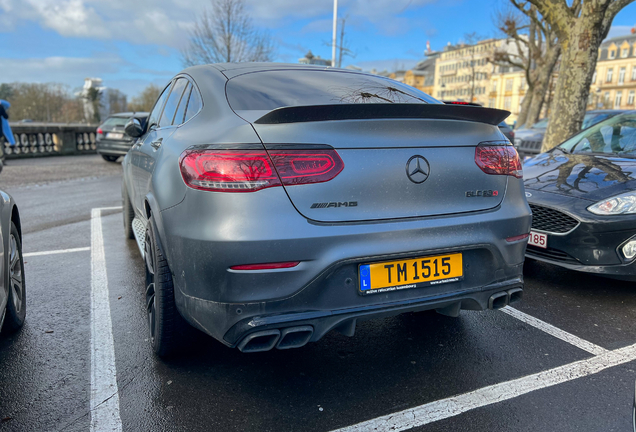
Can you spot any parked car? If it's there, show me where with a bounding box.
[122,64,530,357]
[0,191,24,334]
[498,121,514,142]
[524,111,636,280]
[96,112,149,162]
[515,110,627,158]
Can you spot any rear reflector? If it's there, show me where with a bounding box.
[230,262,300,270]
[475,144,523,179]
[179,148,344,192]
[506,233,529,242]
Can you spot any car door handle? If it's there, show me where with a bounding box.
[150,138,163,150]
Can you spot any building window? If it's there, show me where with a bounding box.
[491,81,498,92]
[632,66,636,81]
[592,71,597,84]
[609,50,616,59]
[505,79,513,91]
[504,96,512,110]
[519,80,526,91]
[615,91,622,108]
[622,48,629,58]
[628,90,635,105]
[606,68,613,82]
[489,97,495,108]
[619,67,626,84]
[604,92,610,103]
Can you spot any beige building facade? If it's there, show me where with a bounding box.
[433,39,501,106]
[587,34,636,110]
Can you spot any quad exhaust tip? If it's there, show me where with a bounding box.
[488,287,523,310]
[237,326,314,353]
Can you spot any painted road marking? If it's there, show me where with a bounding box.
[90,208,122,432]
[502,306,608,356]
[24,246,90,257]
[333,342,636,432]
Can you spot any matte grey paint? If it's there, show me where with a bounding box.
[122,63,531,349]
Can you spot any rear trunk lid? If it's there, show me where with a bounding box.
[251,117,509,222]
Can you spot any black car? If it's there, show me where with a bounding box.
[96,112,148,162]
[515,110,627,158]
[523,111,636,280]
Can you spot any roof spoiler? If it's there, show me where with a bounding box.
[254,103,510,126]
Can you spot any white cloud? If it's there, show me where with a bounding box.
[1,0,441,46]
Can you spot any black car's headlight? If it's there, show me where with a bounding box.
[588,191,636,215]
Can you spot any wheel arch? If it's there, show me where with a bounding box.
[11,205,21,241]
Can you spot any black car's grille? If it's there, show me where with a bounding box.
[526,245,579,264]
[529,204,579,234]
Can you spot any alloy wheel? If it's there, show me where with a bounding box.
[9,234,23,313]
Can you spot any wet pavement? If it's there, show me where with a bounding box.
[0,155,634,431]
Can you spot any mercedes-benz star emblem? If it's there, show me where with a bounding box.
[406,155,430,184]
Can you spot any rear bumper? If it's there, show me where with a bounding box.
[224,279,523,350]
[157,179,531,346]
[96,139,133,156]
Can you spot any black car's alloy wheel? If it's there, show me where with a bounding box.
[144,218,188,357]
[3,222,25,333]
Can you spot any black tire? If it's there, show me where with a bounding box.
[2,222,25,333]
[122,185,135,240]
[145,218,188,357]
[102,155,119,162]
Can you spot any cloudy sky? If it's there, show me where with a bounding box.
[1,0,635,98]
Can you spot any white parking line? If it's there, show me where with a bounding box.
[24,246,90,257]
[332,342,636,432]
[90,208,122,432]
[501,306,608,356]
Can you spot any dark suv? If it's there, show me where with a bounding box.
[96,112,148,162]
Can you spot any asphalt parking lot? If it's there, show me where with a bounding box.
[0,154,635,432]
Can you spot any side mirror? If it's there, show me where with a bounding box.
[124,117,146,138]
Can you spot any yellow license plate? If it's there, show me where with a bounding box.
[359,253,463,295]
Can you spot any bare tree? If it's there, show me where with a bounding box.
[526,0,635,152]
[493,2,561,127]
[181,0,275,65]
[128,84,162,112]
[3,83,84,123]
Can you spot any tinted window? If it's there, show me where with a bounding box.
[184,87,202,123]
[581,113,610,130]
[532,118,549,129]
[148,83,172,129]
[559,114,636,156]
[173,82,191,125]
[101,117,129,128]
[159,78,188,127]
[226,70,440,111]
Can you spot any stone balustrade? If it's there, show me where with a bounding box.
[0,122,98,158]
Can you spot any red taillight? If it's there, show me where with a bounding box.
[97,128,103,135]
[230,262,300,270]
[179,148,344,192]
[475,144,522,179]
[269,149,344,185]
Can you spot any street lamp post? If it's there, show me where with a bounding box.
[332,0,338,67]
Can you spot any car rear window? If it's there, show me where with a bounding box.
[226,70,440,111]
[101,117,129,128]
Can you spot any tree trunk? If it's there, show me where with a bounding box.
[534,0,636,153]
[516,88,533,128]
[526,45,560,127]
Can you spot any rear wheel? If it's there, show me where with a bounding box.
[122,185,135,240]
[145,218,188,357]
[102,155,118,162]
[2,222,25,333]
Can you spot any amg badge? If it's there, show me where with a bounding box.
[465,190,499,197]
[311,201,358,209]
